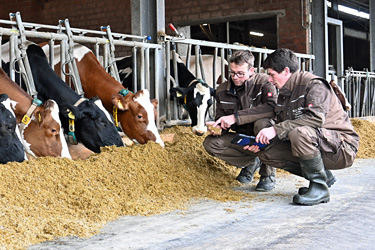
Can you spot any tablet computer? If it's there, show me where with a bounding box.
[231,134,268,150]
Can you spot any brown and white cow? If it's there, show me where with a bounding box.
[0,68,70,158]
[42,43,164,147]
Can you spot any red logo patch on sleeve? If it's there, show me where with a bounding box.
[308,103,313,107]
[267,92,273,97]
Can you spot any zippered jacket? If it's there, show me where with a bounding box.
[215,73,278,135]
[274,71,359,150]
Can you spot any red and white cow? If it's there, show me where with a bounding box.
[42,43,164,147]
[0,67,70,158]
[0,93,26,163]
[12,43,125,153]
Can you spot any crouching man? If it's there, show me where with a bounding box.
[247,48,359,205]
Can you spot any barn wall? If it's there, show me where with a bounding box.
[0,0,309,54]
[164,0,310,54]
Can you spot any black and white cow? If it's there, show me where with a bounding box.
[115,57,215,135]
[2,43,124,153]
[0,93,25,164]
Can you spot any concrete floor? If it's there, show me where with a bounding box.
[29,158,375,250]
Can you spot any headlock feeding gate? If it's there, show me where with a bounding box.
[7,12,368,134]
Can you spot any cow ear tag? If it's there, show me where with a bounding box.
[176,92,183,98]
[117,101,124,110]
[68,111,75,120]
[38,113,42,122]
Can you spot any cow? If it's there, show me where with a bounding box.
[2,42,124,153]
[115,56,215,136]
[0,93,26,163]
[41,43,164,147]
[0,67,70,158]
[180,55,228,87]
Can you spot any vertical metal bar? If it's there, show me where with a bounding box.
[60,40,66,82]
[140,47,145,90]
[132,47,137,93]
[145,47,150,91]
[220,48,225,84]
[165,41,171,123]
[48,39,55,68]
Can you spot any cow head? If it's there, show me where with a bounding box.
[112,89,164,147]
[59,97,124,153]
[0,94,25,163]
[22,99,71,158]
[170,81,215,136]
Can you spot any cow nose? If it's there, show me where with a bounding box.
[194,130,205,136]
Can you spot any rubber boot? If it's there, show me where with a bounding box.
[236,158,261,184]
[293,155,330,205]
[298,169,337,195]
[282,161,336,196]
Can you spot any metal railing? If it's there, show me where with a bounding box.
[162,34,315,127]
[1,12,318,130]
[344,68,375,117]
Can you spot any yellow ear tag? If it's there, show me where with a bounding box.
[176,92,183,98]
[113,106,118,127]
[118,102,124,109]
[68,111,75,119]
[21,115,31,125]
[38,113,42,122]
[184,95,187,104]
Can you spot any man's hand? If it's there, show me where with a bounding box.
[213,115,236,130]
[256,127,276,144]
[206,121,222,136]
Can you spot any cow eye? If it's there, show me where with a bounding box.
[137,115,143,119]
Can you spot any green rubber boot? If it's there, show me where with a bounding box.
[293,155,330,205]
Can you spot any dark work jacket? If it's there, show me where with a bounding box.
[274,71,359,150]
[215,73,278,135]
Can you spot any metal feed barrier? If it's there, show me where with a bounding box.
[0,12,163,126]
[344,68,375,118]
[163,28,315,126]
[1,12,319,131]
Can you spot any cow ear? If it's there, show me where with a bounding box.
[33,110,44,126]
[169,87,186,99]
[150,98,159,109]
[112,94,128,111]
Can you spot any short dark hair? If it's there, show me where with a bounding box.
[230,50,255,69]
[262,48,299,73]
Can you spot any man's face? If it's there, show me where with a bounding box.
[229,62,254,87]
[266,68,291,89]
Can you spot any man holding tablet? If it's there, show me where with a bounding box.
[203,50,278,191]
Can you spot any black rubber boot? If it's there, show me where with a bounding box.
[293,155,330,205]
[298,169,337,195]
[282,161,336,196]
[236,158,261,184]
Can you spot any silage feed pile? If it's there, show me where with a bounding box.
[0,119,372,249]
[0,126,255,249]
[350,118,375,158]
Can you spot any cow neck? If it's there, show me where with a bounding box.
[67,97,87,145]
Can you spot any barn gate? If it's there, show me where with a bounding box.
[1,12,321,132]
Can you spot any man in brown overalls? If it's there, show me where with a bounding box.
[247,48,359,205]
[204,50,278,190]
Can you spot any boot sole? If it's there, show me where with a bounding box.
[293,197,330,205]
